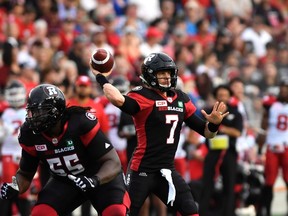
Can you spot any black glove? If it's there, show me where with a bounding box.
[68,174,99,192]
[0,176,19,199]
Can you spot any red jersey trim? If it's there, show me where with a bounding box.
[184,100,197,119]
[130,106,153,171]
[20,144,37,157]
[41,122,69,144]
[80,122,100,147]
[128,92,155,110]
[128,92,155,171]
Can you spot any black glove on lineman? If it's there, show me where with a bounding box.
[68,174,99,192]
[0,176,19,199]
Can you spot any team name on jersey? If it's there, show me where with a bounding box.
[158,106,183,112]
[54,146,75,154]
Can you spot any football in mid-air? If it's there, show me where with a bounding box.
[90,48,114,75]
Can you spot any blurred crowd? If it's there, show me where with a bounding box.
[0,0,288,215]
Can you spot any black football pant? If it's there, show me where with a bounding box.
[199,150,238,216]
[126,169,198,216]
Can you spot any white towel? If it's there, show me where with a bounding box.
[160,169,176,206]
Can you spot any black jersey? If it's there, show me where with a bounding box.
[124,86,197,172]
[18,111,113,178]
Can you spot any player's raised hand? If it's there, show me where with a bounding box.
[0,176,19,199]
[68,174,99,192]
[201,101,229,125]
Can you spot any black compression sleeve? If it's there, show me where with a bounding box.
[19,150,39,175]
[185,114,207,136]
[119,95,140,115]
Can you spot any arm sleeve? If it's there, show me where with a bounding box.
[19,149,39,174]
[185,114,207,137]
[119,95,140,115]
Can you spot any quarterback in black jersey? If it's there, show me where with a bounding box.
[94,52,229,216]
[0,84,130,216]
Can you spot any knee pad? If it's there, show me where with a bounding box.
[31,204,57,216]
[102,204,128,216]
[179,199,198,215]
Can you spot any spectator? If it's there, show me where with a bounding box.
[115,2,147,39]
[184,0,204,36]
[276,43,288,81]
[67,35,90,76]
[0,38,21,92]
[66,75,110,135]
[57,0,78,21]
[240,16,272,59]
[89,25,114,56]
[140,26,164,57]
[254,0,286,41]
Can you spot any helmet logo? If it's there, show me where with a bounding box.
[144,54,156,64]
[45,86,58,96]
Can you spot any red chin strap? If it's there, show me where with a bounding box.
[31,204,57,216]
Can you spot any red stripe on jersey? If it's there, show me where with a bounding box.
[20,144,37,157]
[42,122,69,144]
[128,92,155,171]
[184,100,197,119]
[128,92,155,110]
[80,122,100,147]
[130,106,153,171]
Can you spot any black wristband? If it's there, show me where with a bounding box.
[208,122,220,133]
[96,74,109,88]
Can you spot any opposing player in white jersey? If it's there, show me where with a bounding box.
[0,79,30,215]
[257,79,288,216]
[105,76,130,173]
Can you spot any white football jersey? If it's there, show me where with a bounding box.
[266,102,288,146]
[105,103,127,151]
[1,107,26,156]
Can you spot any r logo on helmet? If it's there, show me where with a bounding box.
[144,54,156,64]
[45,86,58,96]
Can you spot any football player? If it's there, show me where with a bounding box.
[93,52,229,216]
[257,79,288,216]
[0,79,30,216]
[0,84,130,216]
